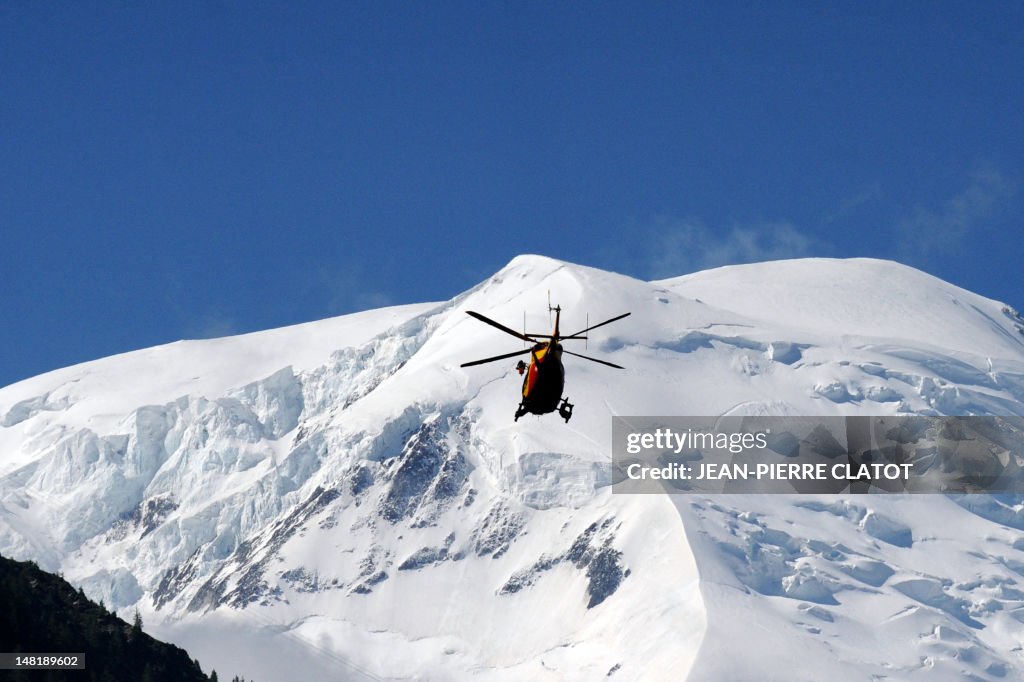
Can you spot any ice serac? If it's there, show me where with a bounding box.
[2,255,1024,681]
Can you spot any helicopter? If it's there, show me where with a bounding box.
[460,303,630,422]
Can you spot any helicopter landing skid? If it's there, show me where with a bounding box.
[513,399,574,422]
[558,397,574,422]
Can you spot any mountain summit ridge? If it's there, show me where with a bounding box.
[2,256,1024,681]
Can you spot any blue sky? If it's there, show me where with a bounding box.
[2,2,1022,387]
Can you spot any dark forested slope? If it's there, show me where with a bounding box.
[0,554,243,681]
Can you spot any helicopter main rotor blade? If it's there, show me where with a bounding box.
[563,349,625,369]
[460,348,533,368]
[466,311,537,343]
[567,312,631,338]
[526,334,587,340]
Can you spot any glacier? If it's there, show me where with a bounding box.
[2,255,1024,680]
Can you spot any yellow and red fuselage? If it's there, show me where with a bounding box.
[521,341,565,414]
[519,310,566,415]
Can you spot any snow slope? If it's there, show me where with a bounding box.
[2,255,1024,680]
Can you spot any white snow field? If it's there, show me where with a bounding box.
[2,255,1024,680]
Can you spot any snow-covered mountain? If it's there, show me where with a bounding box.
[3,255,1024,681]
